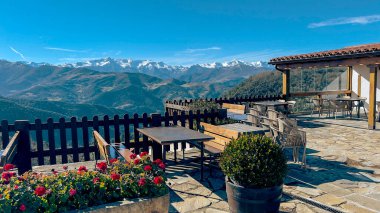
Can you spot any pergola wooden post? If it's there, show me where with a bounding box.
[368,65,378,130]
[347,66,353,95]
[282,69,290,99]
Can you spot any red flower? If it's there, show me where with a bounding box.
[110,173,121,181]
[130,153,137,159]
[93,177,100,184]
[14,185,19,190]
[140,151,149,157]
[158,163,166,170]
[3,164,14,171]
[78,166,88,172]
[153,176,164,185]
[134,159,140,165]
[109,158,118,164]
[52,170,58,175]
[34,186,46,196]
[19,204,26,212]
[1,172,12,181]
[153,159,162,165]
[69,188,77,197]
[96,162,107,171]
[144,165,152,171]
[138,178,146,186]
[63,165,68,170]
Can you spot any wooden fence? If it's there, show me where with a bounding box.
[165,95,283,116]
[0,110,221,174]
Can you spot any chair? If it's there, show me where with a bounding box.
[0,131,20,169]
[93,131,133,165]
[287,100,296,114]
[329,100,350,119]
[275,118,307,166]
[311,98,323,117]
[353,98,367,118]
[247,108,264,127]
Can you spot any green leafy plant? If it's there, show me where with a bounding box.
[0,152,168,212]
[220,134,287,188]
[188,100,220,113]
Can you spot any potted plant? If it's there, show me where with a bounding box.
[220,135,287,213]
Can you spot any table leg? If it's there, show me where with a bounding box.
[163,145,167,162]
[200,142,204,181]
[174,143,177,163]
[152,141,163,160]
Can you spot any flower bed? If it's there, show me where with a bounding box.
[0,152,168,212]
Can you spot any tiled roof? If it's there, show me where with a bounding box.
[269,43,380,65]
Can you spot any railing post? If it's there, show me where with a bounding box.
[14,120,32,175]
[151,113,162,160]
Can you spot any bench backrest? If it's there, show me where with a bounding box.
[200,122,240,147]
[0,131,20,167]
[93,130,111,164]
[222,103,247,114]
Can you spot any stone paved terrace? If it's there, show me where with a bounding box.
[33,116,380,212]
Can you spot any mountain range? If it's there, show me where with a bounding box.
[0,58,274,121]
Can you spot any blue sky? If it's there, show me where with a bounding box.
[1,0,380,66]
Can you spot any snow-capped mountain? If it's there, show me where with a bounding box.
[200,60,272,69]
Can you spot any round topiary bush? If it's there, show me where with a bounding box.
[220,134,287,188]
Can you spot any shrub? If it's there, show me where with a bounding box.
[0,153,168,212]
[188,100,220,113]
[220,134,287,188]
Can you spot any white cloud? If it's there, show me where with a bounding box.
[181,46,221,54]
[9,47,26,60]
[309,15,380,28]
[44,47,85,52]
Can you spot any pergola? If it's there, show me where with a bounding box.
[269,43,380,129]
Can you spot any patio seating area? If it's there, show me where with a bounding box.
[31,115,380,212]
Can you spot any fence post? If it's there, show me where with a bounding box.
[151,113,162,160]
[14,120,32,175]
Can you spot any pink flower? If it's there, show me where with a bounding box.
[78,166,88,172]
[93,177,100,184]
[96,162,107,171]
[153,159,162,165]
[34,186,46,196]
[153,176,164,185]
[138,178,146,186]
[19,204,26,211]
[110,173,121,181]
[3,164,14,171]
[144,165,152,171]
[130,153,137,159]
[158,163,166,170]
[134,159,140,165]
[69,188,77,197]
[63,165,68,170]
[109,158,118,164]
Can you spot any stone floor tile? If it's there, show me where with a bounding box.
[314,194,346,206]
[345,194,380,211]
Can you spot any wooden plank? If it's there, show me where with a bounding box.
[202,131,230,146]
[114,115,120,143]
[204,141,225,152]
[347,66,353,92]
[47,118,56,164]
[133,114,140,154]
[222,103,246,114]
[368,65,378,129]
[59,118,68,164]
[35,119,44,165]
[82,116,90,161]
[0,131,19,166]
[142,113,149,152]
[93,130,110,163]
[200,122,240,139]
[1,120,9,149]
[123,114,130,148]
[282,70,290,97]
[71,117,79,162]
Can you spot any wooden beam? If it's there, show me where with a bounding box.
[282,70,290,98]
[358,74,362,97]
[276,56,380,70]
[347,66,353,94]
[289,90,351,97]
[368,65,378,130]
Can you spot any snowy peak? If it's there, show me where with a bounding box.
[200,60,271,69]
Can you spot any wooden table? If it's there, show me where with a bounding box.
[218,123,269,135]
[253,101,289,112]
[137,125,214,180]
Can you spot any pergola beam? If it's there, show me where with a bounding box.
[368,65,378,130]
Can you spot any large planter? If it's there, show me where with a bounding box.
[226,177,282,213]
[78,192,170,213]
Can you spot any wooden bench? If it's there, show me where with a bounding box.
[222,103,248,115]
[0,131,20,168]
[199,122,240,154]
[93,130,133,164]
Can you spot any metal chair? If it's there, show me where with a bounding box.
[311,98,323,117]
[329,100,350,119]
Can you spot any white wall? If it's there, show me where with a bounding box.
[352,65,380,110]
